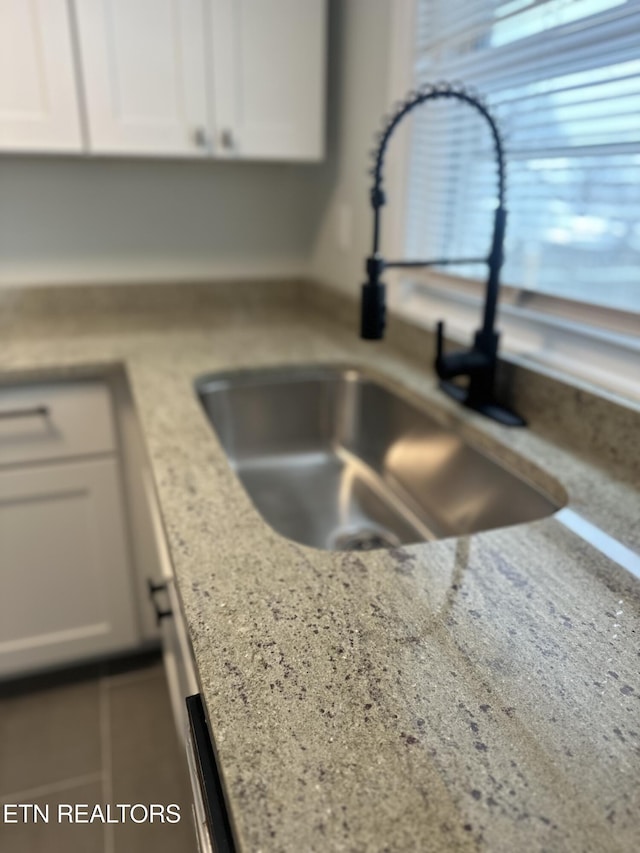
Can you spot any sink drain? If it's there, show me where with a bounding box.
[334,527,401,551]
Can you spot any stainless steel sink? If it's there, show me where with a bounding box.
[196,365,563,551]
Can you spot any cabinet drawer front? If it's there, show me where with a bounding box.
[0,382,116,467]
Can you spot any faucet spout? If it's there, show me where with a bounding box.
[360,81,525,427]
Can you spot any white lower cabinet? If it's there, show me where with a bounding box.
[0,380,142,680]
[0,457,138,678]
[0,377,219,845]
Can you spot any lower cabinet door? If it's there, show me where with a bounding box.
[0,457,138,678]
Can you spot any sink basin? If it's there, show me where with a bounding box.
[196,365,562,551]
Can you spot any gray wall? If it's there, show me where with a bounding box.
[310,0,395,296]
[0,156,328,285]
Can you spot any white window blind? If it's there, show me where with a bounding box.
[406,0,640,314]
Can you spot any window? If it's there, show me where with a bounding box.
[406,0,640,315]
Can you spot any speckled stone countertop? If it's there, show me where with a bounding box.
[1,282,639,853]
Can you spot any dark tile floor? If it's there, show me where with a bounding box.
[0,652,197,853]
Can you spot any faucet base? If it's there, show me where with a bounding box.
[439,380,526,427]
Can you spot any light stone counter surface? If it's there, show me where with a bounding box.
[1,284,639,853]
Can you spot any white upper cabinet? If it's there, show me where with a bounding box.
[0,0,326,160]
[75,0,209,156]
[0,0,83,152]
[210,0,327,161]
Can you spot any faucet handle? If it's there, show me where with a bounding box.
[435,320,481,380]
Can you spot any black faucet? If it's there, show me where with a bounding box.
[361,82,525,427]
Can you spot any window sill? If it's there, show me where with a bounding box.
[388,270,640,404]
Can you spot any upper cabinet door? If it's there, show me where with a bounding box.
[210,0,327,161]
[0,0,83,152]
[75,0,209,156]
